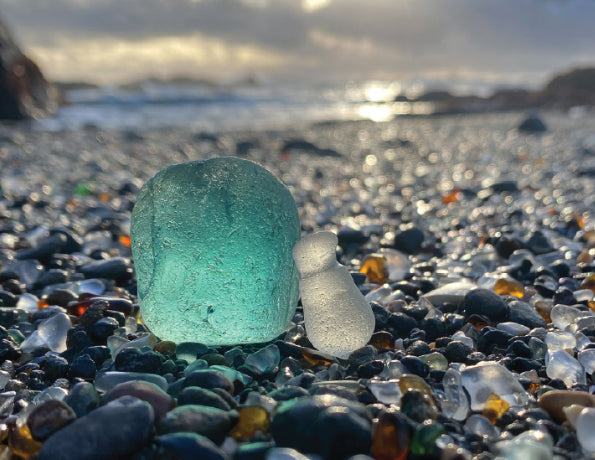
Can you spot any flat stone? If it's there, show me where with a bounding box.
[158,404,239,445]
[131,158,300,344]
[538,390,595,423]
[37,396,154,460]
[103,380,175,421]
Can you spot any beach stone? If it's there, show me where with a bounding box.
[63,381,100,417]
[158,405,239,444]
[393,226,424,254]
[178,386,232,410]
[103,380,175,421]
[271,395,371,455]
[79,257,132,281]
[182,370,235,394]
[37,396,154,460]
[131,158,300,344]
[518,114,547,133]
[27,399,76,441]
[461,289,507,321]
[157,432,228,460]
[507,300,547,328]
[538,389,595,423]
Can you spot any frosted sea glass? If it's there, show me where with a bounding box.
[292,231,375,358]
[131,157,300,344]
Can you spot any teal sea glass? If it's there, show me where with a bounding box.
[131,157,300,344]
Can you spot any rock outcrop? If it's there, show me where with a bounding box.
[405,67,595,114]
[0,15,58,119]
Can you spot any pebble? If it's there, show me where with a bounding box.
[462,289,508,321]
[182,369,235,394]
[538,390,595,423]
[27,399,76,441]
[157,432,229,460]
[178,386,232,410]
[37,396,154,460]
[158,405,239,444]
[63,381,101,417]
[103,380,175,421]
[271,395,370,455]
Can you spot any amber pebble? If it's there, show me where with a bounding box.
[442,190,461,205]
[398,374,433,399]
[577,250,593,265]
[119,235,131,248]
[538,390,595,423]
[583,230,595,247]
[534,301,552,323]
[301,347,335,367]
[154,340,177,356]
[8,424,42,460]
[371,408,410,460]
[368,331,394,350]
[360,254,389,284]
[36,299,49,310]
[466,314,492,330]
[27,400,76,441]
[528,382,541,392]
[580,274,595,294]
[67,297,133,317]
[482,393,510,424]
[98,192,111,202]
[493,277,524,298]
[229,406,270,440]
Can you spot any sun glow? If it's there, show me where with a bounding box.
[302,0,332,12]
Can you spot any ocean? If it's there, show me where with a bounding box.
[34,79,444,132]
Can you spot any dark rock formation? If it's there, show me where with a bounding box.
[0,15,58,119]
[404,66,595,114]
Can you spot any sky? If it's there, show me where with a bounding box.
[1,0,594,87]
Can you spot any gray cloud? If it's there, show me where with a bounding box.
[1,0,594,82]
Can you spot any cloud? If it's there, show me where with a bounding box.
[1,0,594,83]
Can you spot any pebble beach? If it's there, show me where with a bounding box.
[1,110,595,459]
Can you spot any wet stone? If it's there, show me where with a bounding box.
[271,395,371,456]
[538,390,595,423]
[114,347,163,374]
[462,289,507,322]
[182,370,235,394]
[63,381,100,418]
[37,396,154,460]
[157,432,228,460]
[103,380,175,421]
[178,386,232,411]
[400,389,438,423]
[444,340,473,363]
[158,404,239,445]
[27,399,76,441]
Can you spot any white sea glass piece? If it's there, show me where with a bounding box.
[293,231,375,359]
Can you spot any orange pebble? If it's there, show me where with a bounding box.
[482,393,510,424]
[360,254,389,284]
[368,331,394,350]
[119,235,131,247]
[229,406,270,440]
[372,408,410,460]
[493,277,524,298]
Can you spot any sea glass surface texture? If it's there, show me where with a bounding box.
[293,231,375,358]
[131,157,300,344]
